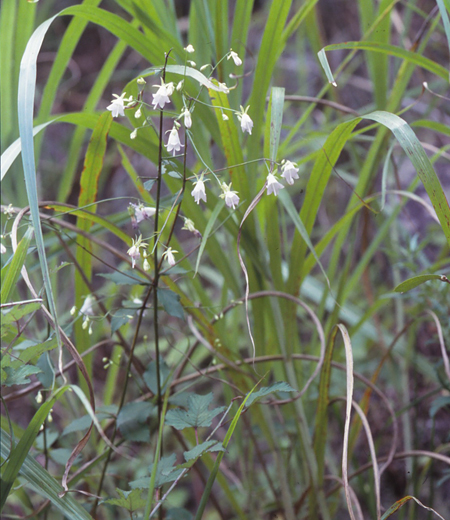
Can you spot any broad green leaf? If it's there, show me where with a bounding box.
[2,365,42,387]
[130,454,183,489]
[165,393,226,430]
[110,307,135,334]
[101,488,146,510]
[158,288,184,320]
[244,381,297,407]
[183,440,225,462]
[117,402,154,442]
[97,270,150,285]
[394,274,448,293]
[62,405,117,436]
[0,302,41,329]
[143,359,170,395]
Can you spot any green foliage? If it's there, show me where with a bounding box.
[165,394,226,430]
[1,0,449,519]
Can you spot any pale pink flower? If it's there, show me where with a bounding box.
[281,160,299,185]
[127,235,147,268]
[266,173,284,196]
[165,125,184,156]
[131,204,156,223]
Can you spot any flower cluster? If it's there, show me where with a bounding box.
[116,46,302,276]
[264,160,300,196]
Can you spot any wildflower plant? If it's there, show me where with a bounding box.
[1,2,450,520]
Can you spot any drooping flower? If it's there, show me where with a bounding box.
[191,175,207,204]
[266,173,284,196]
[162,247,178,267]
[130,129,138,140]
[131,203,156,223]
[218,82,230,94]
[80,295,95,316]
[181,108,192,128]
[187,60,196,68]
[281,160,299,185]
[165,125,184,156]
[184,44,195,53]
[182,218,201,237]
[135,107,142,119]
[220,182,240,209]
[236,105,253,135]
[176,80,184,91]
[152,79,174,110]
[227,49,242,66]
[107,93,129,117]
[127,235,147,268]
[222,113,229,121]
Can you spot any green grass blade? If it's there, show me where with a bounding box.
[18,13,64,356]
[287,119,359,292]
[0,227,33,305]
[319,41,448,82]
[194,386,257,520]
[0,0,17,150]
[364,111,450,247]
[0,387,70,510]
[437,0,450,80]
[0,429,94,520]
[394,274,449,293]
[74,111,112,378]
[247,0,293,164]
[58,35,129,202]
